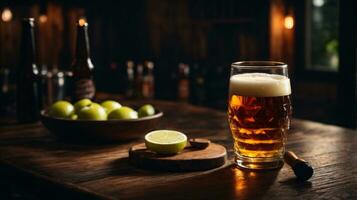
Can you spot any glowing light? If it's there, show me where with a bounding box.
[284,15,294,29]
[313,0,325,7]
[1,8,13,22]
[248,171,257,178]
[39,15,47,23]
[78,18,87,26]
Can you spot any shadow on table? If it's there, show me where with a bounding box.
[280,177,312,189]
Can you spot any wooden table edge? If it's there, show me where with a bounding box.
[0,158,114,200]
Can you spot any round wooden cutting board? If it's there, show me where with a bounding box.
[129,142,227,171]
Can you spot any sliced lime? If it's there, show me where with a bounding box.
[145,130,187,155]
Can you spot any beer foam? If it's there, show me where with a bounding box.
[229,73,291,97]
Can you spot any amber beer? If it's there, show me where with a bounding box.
[228,72,292,169]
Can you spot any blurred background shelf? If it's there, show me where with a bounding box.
[0,0,356,128]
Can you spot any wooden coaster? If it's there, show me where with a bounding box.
[129,142,227,172]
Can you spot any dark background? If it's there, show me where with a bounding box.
[0,0,356,128]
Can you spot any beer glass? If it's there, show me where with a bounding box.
[228,61,292,169]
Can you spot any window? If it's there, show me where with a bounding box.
[305,0,339,71]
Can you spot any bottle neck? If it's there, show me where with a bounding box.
[20,19,37,71]
[75,24,90,60]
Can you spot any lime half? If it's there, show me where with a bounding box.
[145,130,187,155]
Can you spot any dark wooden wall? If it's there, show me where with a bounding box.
[337,0,357,128]
[1,0,354,128]
[0,0,270,106]
[0,0,269,68]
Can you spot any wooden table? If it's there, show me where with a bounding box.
[0,99,356,200]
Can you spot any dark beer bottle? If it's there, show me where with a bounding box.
[16,18,40,123]
[71,19,95,101]
[177,63,190,102]
[142,61,155,99]
[125,61,135,98]
[134,63,143,98]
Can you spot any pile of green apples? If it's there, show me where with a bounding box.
[48,99,156,120]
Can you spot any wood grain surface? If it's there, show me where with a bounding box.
[0,97,356,200]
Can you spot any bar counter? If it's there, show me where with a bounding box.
[0,95,356,199]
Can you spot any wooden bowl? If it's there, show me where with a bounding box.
[40,109,163,143]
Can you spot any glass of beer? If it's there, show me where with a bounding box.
[228,61,292,169]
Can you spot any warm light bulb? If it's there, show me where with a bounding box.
[313,0,325,7]
[284,16,294,29]
[78,18,87,26]
[39,15,47,23]
[1,8,13,22]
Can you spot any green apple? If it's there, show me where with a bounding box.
[78,104,107,120]
[74,99,92,113]
[101,100,121,114]
[91,102,103,109]
[138,104,155,118]
[70,114,78,120]
[49,101,74,119]
[108,106,138,120]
